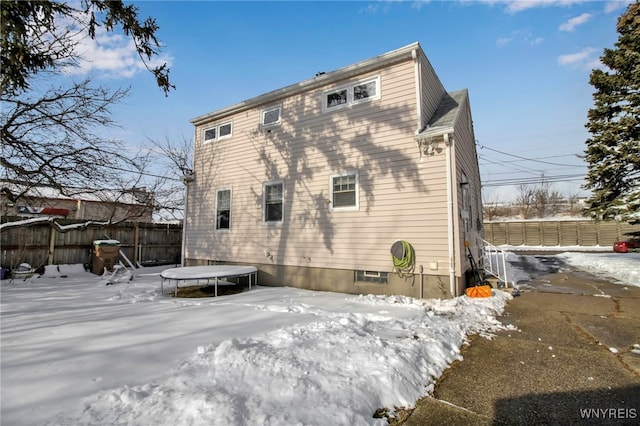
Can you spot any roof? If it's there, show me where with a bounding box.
[191,42,423,126]
[415,89,469,140]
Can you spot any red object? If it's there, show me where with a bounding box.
[613,236,640,253]
[41,207,69,216]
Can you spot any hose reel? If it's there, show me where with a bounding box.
[390,240,415,278]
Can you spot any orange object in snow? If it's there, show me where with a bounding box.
[465,285,492,298]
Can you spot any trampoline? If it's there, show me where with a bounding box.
[160,265,257,297]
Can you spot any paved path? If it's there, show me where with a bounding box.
[403,258,640,425]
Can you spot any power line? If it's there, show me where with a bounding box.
[478,144,585,168]
[478,153,584,167]
[482,173,586,187]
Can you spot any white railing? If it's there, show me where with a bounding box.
[482,239,511,288]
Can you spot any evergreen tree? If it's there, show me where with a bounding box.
[584,1,640,222]
[1,0,174,97]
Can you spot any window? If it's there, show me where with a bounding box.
[323,76,380,112]
[261,106,281,127]
[461,174,471,234]
[326,88,348,109]
[355,270,388,284]
[203,127,216,143]
[264,181,284,223]
[202,121,233,143]
[219,122,232,138]
[353,79,378,103]
[216,189,231,230]
[330,172,358,210]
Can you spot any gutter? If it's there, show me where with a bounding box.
[191,42,422,126]
[413,48,422,134]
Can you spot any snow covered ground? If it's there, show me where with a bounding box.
[1,251,639,425]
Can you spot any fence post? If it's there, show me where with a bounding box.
[134,223,140,265]
[47,227,56,265]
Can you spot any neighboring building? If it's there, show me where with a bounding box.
[0,186,154,223]
[186,42,483,298]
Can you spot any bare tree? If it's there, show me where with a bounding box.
[1,78,135,199]
[532,179,565,218]
[515,184,535,219]
[144,135,194,221]
[1,1,174,224]
[482,195,511,221]
[567,193,582,216]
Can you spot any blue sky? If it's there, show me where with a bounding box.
[71,0,633,203]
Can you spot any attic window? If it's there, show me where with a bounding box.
[203,121,233,144]
[326,89,348,109]
[323,76,380,113]
[219,122,232,138]
[353,79,378,103]
[262,106,281,127]
[203,127,216,143]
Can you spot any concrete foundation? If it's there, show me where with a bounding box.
[185,258,458,299]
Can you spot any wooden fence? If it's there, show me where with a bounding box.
[1,217,182,272]
[483,220,640,247]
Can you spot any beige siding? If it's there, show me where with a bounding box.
[451,93,483,280]
[419,53,446,131]
[187,58,452,280]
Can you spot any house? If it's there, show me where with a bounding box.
[186,42,483,298]
[0,185,154,223]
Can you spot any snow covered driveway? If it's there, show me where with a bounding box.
[1,266,512,425]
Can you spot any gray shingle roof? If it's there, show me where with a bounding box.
[416,89,468,139]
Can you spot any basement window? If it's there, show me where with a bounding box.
[355,270,388,284]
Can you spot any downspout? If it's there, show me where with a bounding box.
[180,174,194,267]
[180,183,188,266]
[413,48,424,299]
[444,133,456,297]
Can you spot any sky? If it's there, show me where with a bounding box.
[62,0,634,203]
[2,250,639,425]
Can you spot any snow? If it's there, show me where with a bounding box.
[557,252,640,287]
[500,244,613,252]
[2,251,639,425]
[160,265,257,280]
[0,216,115,231]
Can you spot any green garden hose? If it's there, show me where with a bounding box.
[391,240,415,278]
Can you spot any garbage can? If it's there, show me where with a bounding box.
[92,240,120,275]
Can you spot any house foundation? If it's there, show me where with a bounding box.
[185,258,459,299]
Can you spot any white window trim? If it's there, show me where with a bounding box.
[218,121,233,140]
[202,120,233,144]
[322,75,380,113]
[351,76,381,106]
[202,125,217,144]
[215,187,232,232]
[261,105,282,128]
[329,171,359,212]
[322,85,350,113]
[263,180,284,224]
